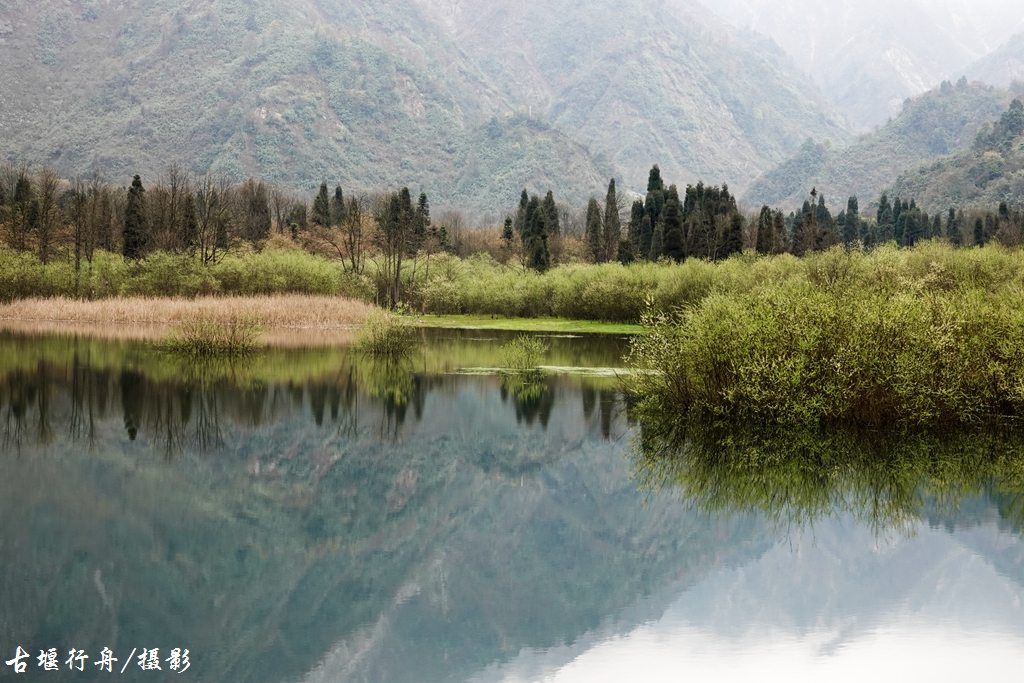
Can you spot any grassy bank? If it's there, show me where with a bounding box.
[414,315,643,335]
[628,241,1024,429]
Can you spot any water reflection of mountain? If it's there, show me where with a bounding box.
[0,334,769,683]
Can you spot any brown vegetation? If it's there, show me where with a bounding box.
[0,295,370,347]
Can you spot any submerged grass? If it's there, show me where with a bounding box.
[160,313,265,357]
[628,242,1024,429]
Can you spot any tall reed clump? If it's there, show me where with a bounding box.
[356,309,416,356]
[628,243,1024,430]
[160,313,264,357]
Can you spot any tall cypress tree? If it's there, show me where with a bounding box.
[843,196,860,244]
[602,179,621,262]
[645,165,665,228]
[312,182,331,227]
[756,206,773,254]
[877,194,894,243]
[638,215,653,260]
[720,212,744,258]
[410,192,429,254]
[515,189,529,236]
[502,217,514,244]
[648,220,664,261]
[662,185,685,262]
[522,195,549,272]
[123,175,147,260]
[628,200,644,251]
[585,197,603,262]
[542,190,560,237]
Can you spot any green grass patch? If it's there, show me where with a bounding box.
[414,314,644,335]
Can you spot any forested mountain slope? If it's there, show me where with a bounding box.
[700,0,1024,129]
[743,80,1022,212]
[0,0,849,215]
[886,98,1024,213]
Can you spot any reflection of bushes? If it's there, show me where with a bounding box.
[632,419,1024,534]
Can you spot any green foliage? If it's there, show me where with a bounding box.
[356,308,416,356]
[160,312,264,357]
[628,242,1024,429]
[499,335,549,370]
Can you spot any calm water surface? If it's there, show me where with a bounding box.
[1,330,1023,681]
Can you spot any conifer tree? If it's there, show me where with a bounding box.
[842,196,860,244]
[585,197,603,262]
[975,217,986,245]
[502,216,514,244]
[617,239,634,265]
[515,189,529,236]
[644,165,665,228]
[522,195,550,272]
[662,185,685,261]
[410,192,429,254]
[542,190,560,237]
[603,179,621,261]
[931,213,942,239]
[123,175,147,260]
[772,210,788,254]
[628,200,644,251]
[332,186,347,228]
[312,182,331,227]
[756,206,773,254]
[721,212,744,257]
[648,221,664,261]
[877,194,894,243]
[639,215,653,260]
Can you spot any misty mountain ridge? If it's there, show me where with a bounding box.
[0,0,849,217]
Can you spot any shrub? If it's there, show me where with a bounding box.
[356,309,416,356]
[500,335,549,370]
[160,313,264,357]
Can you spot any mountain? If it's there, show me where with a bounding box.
[886,98,1024,213]
[742,80,1022,212]
[967,31,1024,86]
[699,0,1024,130]
[0,0,849,216]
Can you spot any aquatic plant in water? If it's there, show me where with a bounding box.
[356,309,417,356]
[160,312,264,357]
[499,335,549,371]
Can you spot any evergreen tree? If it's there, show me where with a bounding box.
[123,175,147,260]
[644,165,665,228]
[903,205,923,246]
[877,194,894,243]
[648,221,664,261]
[773,210,789,254]
[410,192,430,254]
[501,216,514,244]
[931,213,942,240]
[975,216,985,245]
[312,182,331,227]
[522,195,550,272]
[946,208,963,245]
[628,200,644,251]
[617,239,635,265]
[720,212,744,257]
[638,215,653,260]
[602,179,621,261]
[756,206,773,254]
[662,185,685,262]
[894,199,908,244]
[585,197,603,262]
[842,196,860,244]
[515,189,529,236]
[331,186,347,229]
[542,190,560,237]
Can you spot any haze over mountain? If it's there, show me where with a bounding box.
[967,31,1024,87]
[699,0,1024,130]
[0,0,849,216]
[743,79,1023,212]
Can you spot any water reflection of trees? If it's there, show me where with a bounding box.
[0,355,631,455]
[632,420,1024,535]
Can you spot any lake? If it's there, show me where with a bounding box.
[1,329,1023,681]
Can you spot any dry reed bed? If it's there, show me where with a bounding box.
[0,295,370,347]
